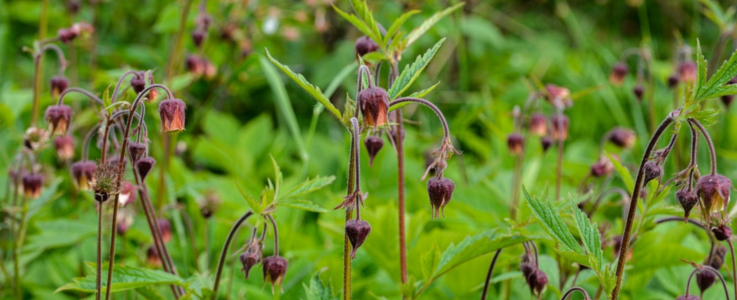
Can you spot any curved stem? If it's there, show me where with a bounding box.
[212,210,254,298]
[40,43,67,76]
[611,112,676,299]
[390,97,451,141]
[685,265,730,299]
[655,216,710,232]
[57,87,104,106]
[266,215,279,255]
[727,239,737,299]
[357,65,374,92]
[350,117,363,219]
[480,249,503,300]
[688,118,717,175]
[561,287,591,300]
[82,124,101,161]
[110,70,139,103]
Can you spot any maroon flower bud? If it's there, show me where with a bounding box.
[357,87,389,129]
[130,72,146,94]
[158,219,172,242]
[507,133,524,155]
[67,0,80,14]
[355,36,379,58]
[364,136,384,166]
[712,225,732,241]
[679,61,697,82]
[54,135,75,160]
[147,246,162,267]
[127,142,147,163]
[519,261,535,280]
[427,177,455,218]
[675,295,700,300]
[529,113,547,136]
[159,99,186,132]
[44,104,73,135]
[57,28,78,43]
[71,161,96,191]
[50,76,69,98]
[263,256,288,292]
[22,173,43,199]
[642,161,662,185]
[697,174,732,222]
[541,136,553,152]
[633,85,644,101]
[239,238,263,279]
[710,245,727,270]
[550,114,569,141]
[192,29,206,48]
[196,14,213,30]
[675,188,699,221]
[608,127,635,148]
[119,181,136,207]
[544,84,571,107]
[667,74,679,89]
[186,55,204,75]
[345,219,371,259]
[136,156,156,180]
[609,62,628,85]
[696,269,716,294]
[525,268,548,297]
[590,157,614,178]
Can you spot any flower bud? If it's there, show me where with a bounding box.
[355,36,379,58]
[130,72,146,94]
[57,28,78,43]
[239,238,263,279]
[263,256,288,292]
[608,127,635,148]
[541,136,553,152]
[712,225,732,241]
[345,219,371,259]
[642,161,662,185]
[507,133,524,155]
[158,219,172,243]
[67,0,80,14]
[679,61,697,82]
[590,157,614,178]
[119,181,136,207]
[710,245,727,270]
[186,55,204,75]
[136,156,156,180]
[427,177,455,218]
[196,14,213,30]
[50,76,69,98]
[127,142,147,163]
[147,246,162,267]
[364,136,384,166]
[675,188,699,221]
[357,87,389,129]
[529,113,547,136]
[697,174,732,221]
[203,59,217,79]
[550,114,569,141]
[525,268,548,297]
[192,29,206,48]
[22,173,43,199]
[71,161,96,191]
[696,269,716,294]
[633,85,644,101]
[54,136,75,160]
[667,74,679,89]
[44,104,73,135]
[544,84,571,107]
[722,95,734,108]
[609,62,628,85]
[159,99,187,132]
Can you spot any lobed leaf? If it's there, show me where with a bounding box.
[384,10,420,45]
[387,38,446,99]
[695,41,737,101]
[303,269,338,300]
[56,264,186,294]
[350,0,384,47]
[570,200,603,270]
[236,181,263,214]
[523,188,584,254]
[277,199,329,213]
[281,175,336,200]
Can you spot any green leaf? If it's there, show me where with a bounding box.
[569,200,603,270]
[281,175,336,200]
[56,264,187,294]
[303,269,338,300]
[696,40,707,95]
[277,199,329,213]
[236,181,263,214]
[383,10,420,45]
[523,188,584,254]
[389,82,441,111]
[420,245,441,281]
[404,3,464,47]
[269,155,283,201]
[696,42,737,101]
[264,49,342,122]
[25,219,96,251]
[349,0,384,47]
[135,286,166,300]
[387,38,445,99]
[607,152,634,192]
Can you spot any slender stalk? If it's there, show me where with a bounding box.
[688,118,717,175]
[561,287,591,300]
[95,199,103,300]
[611,112,676,299]
[510,154,522,220]
[555,107,565,201]
[267,215,280,255]
[685,265,730,300]
[727,239,737,299]
[397,109,408,286]
[343,125,357,300]
[31,53,42,127]
[212,210,254,298]
[480,249,503,300]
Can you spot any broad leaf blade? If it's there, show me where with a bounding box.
[404,3,464,47]
[523,188,584,254]
[236,181,263,214]
[570,200,603,270]
[384,10,420,45]
[56,264,186,294]
[282,175,336,200]
[387,38,445,99]
[277,199,329,213]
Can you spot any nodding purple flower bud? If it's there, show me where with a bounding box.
[54,136,75,160]
[550,114,569,141]
[642,161,662,186]
[679,61,697,82]
[633,85,644,101]
[364,136,384,166]
[506,133,524,155]
[192,29,206,48]
[696,269,716,294]
[710,245,727,270]
[355,36,379,58]
[50,76,69,98]
[22,173,44,199]
[675,188,699,221]
[345,219,371,259]
[427,177,455,218]
[157,219,172,242]
[130,72,146,94]
[519,261,535,280]
[147,246,162,267]
[119,181,136,207]
[263,256,288,292]
[712,225,732,241]
[544,84,572,107]
[159,99,186,132]
[57,28,78,43]
[667,74,679,89]
[239,238,263,279]
[71,161,96,191]
[127,142,147,163]
[136,156,156,181]
[525,268,548,297]
[44,104,73,135]
[67,0,80,14]
[529,113,547,136]
[541,136,553,152]
[675,295,700,300]
[608,127,635,148]
[697,174,732,223]
[357,87,389,129]
[186,55,204,76]
[590,157,614,178]
[609,62,628,85]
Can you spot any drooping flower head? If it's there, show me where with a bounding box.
[159,99,186,132]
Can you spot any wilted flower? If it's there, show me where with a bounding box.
[263,256,288,292]
[507,133,524,155]
[53,136,75,160]
[345,219,371,259]
[609,62,628,85]
[529,113,547,136]
[44,104,73,135]
[22,173,43,198]
[427,177,455,218]
[357,87,389,129]
[71,160,96,191]
[364,136,384,166]
[159,99,186,132]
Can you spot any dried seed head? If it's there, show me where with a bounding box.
[192,29,206,48]
[22,173,44,199]
[642,161,662,186]
[697,174,732,223]
[239,238,263,279]
[696,269,716,295]
[357,87,389,129]
[675,188,699,221]
[263,256,288,292]
[158,219,172,242]
[541,136,553,152]
[136,156,156,180]
[529,113,547,136]
[93,161,121,202]
[159,99,187,132]
[127,142,147,163]
[54,135,75,160]
[355,36,379,58]
[364,136,384,166]
[44,104,73,135]
[679,61,697,82]
[427,177,455,218]
[633,85,644,101]
[544,84,571,107]
[345,219,371,259]
[71,161,97,191]
[609,62,628,85]
[712,225,732,241]
[608,127,636,148]
[119,181,136,207]
[667,74,679,89]
[550,114,569,141]
[507,133,524,155]
[50,76,69,98]
[590,157,614,178]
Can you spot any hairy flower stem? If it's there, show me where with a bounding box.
[95,196,103,300]
[555,107,565,201]
[685,265,730,299]
[212,210,254,298]
[727,239,737,299]
[561,287,591,300]
[612,112,677,299]
[391,61,409,291]
[343,123,358,300]
[688,118,717,175]
[480,249,502,300]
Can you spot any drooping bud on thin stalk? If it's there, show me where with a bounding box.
[263,215,288,293]
[31,43,68,127]
[683,265,730,300]
[212,210,254,297]
[561,287,592,300]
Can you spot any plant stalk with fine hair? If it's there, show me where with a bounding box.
[480,249,502,300]
[211,210,253,298]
